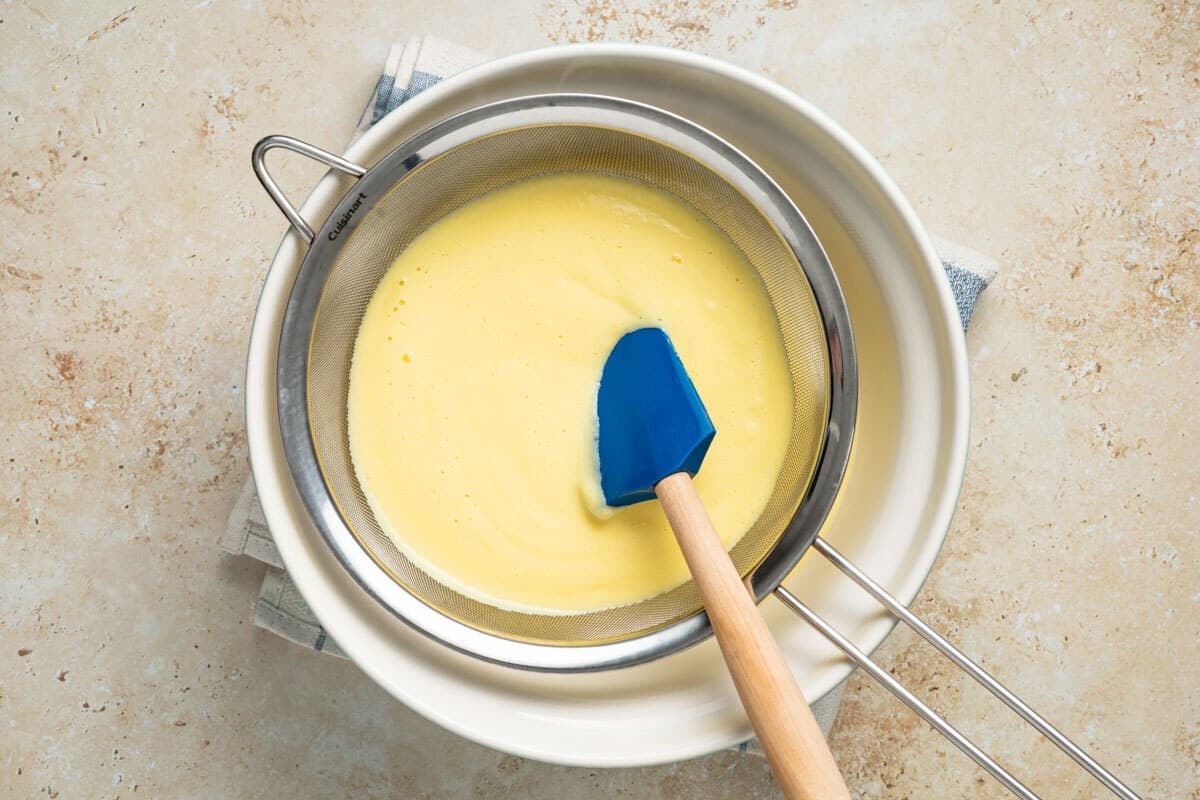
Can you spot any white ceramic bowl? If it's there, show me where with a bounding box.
[246,44,968,766]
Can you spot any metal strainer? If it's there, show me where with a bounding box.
[254,95,1140,799]
[255,95,855,671]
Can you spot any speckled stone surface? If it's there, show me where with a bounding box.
[2,2,1196,798]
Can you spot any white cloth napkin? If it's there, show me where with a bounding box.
[224,34,998,751]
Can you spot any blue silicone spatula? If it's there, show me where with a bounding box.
[598,327,850,800]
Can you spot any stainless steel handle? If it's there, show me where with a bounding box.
[775,585,1040,800]
[776,536,1144,800]
[251,135,367,244]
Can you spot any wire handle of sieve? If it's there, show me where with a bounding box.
[772,537,1144,800]
[252,135,367,245]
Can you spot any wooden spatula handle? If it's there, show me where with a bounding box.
[656,472,851,800]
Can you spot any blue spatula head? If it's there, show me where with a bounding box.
[597,327,716,507]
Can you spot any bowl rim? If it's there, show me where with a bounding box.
[245,42,969,766]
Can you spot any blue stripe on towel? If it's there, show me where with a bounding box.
[942,262,989,330]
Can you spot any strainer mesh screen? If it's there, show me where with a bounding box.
[307,124,829,645]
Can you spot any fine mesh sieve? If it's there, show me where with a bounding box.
[255,94,857,672]
[254,93,1148,798]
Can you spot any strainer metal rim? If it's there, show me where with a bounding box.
[271,94,858,672]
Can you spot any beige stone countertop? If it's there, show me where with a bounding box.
[3,1,1197,798]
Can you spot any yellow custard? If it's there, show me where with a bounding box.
[348,173,792,613]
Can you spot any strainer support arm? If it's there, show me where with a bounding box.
[776,537,1144,800]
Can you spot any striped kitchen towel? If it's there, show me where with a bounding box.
[223,34,998,749]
